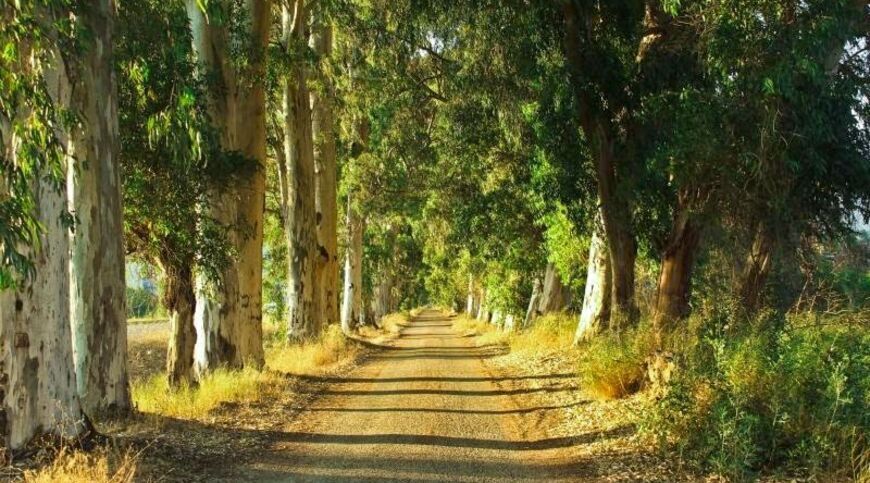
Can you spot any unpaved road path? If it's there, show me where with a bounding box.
[236,309,585,482]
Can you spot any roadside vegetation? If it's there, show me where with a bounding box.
[1,0,867,481]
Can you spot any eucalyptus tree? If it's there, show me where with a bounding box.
[117,0,230,387]
[0,0,123,449]
[312,20,340,329]
[695,0,870,316]
[63,0,131,415]
[185,0,270,371]
[282,0,320,340]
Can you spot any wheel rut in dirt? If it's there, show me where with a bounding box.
[235,309,589,482]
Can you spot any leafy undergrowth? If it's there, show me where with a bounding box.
[644,308,870,481]
[21,447,138,483]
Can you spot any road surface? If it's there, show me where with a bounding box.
[238,309,583,482]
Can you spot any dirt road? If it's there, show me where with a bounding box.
[237,309,585,482]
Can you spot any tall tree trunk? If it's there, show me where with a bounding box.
[597,140,638,329]
[186,0,269,373]
[523,276,542,328]
[738,223,774,314]
[653,203,702,336]
[562,3,638,330]
[340,197,364,334]
[312,24,339,328]
[283,0,319,341]
[466,275,475,315]
[538,263,569,313]
[371,271,391,325]
[575,223,612,343]
[161,258,196,388]
[66,0,130,415]
[477,290,490,322]
[0,119,85,449]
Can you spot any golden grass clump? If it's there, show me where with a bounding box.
[379,313,409,334]
[451,314,492,336]
[475,329,510,347]
[576,325,655,400]
[22,447,137,483]
[509,312,576,355]
[267,324,359,374]
[132,366,274,420]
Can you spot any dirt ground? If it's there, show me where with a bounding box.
[118,309,686,482]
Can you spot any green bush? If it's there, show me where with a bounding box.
[126,286,159,318]
[576,322,655,400]
[643,308,869,480]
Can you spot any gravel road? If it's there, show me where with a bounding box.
[237,309,583,482]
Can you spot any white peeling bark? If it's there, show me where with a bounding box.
[476,290,489,321]
[312,24,339,328]
[186,0,269,373]
[466,275,475,314]
[575,223,612,344]
[504,314,517,332]
[523,276,543,328]
[0,120,85,450]
[371,269,393,325]
[340,195,365,333]
[284,0,319,341]
[491,310,502,327]
[66,0,130,414]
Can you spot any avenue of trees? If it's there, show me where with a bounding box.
[1,0,868,477]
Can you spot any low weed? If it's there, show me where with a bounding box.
[22,447,137,483]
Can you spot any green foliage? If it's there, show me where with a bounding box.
[576,323,656,401]
[126,286,159,318]
[643,309,869,479]
[0,2,78,288]
[117,0,231,290]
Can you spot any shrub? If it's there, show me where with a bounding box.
[125,286,158,318]
[642,309,869,480]
[576,322,655,400]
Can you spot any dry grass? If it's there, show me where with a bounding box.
[378,313,409,334]
[267,324,359,374]
[22,447,138,483]
[132,367,276,420]
[455,311,651,401]
[509,312,576,355]
[451,314,493,336]
[576,325,655,401]
[132,324,361,420]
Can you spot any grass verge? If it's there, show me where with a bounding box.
[22,447,137,483]
[132,324,361,420]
